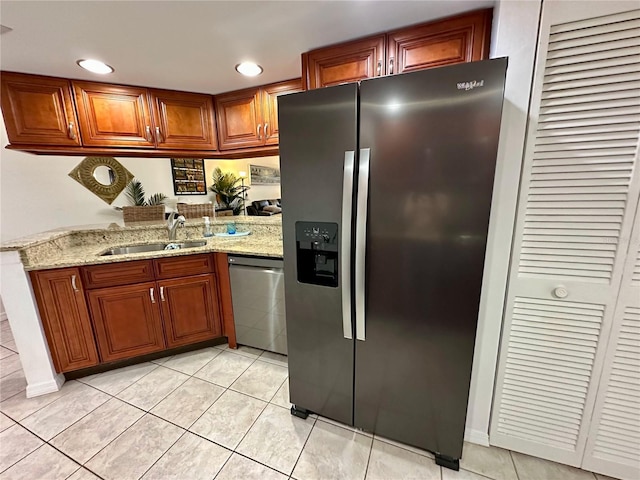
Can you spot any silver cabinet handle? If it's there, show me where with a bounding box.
[257,124,262,140]
[355,148,370,341]
[341,151,355,340]
[150,287,155,303]
[264,123,269,138]
[68,122,77,140]
[160,286,165,302]
[376,60,382,76]
[145,126,153,143]
[155,126,163,143]
[71,274,79,292]
[389,58,394,74]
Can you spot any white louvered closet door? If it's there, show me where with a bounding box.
[582,207,640,480]
[490,0,640,469]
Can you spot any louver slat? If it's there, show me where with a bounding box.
[496,297,603,450]
[517,15,639,283]
[592,307,640,465]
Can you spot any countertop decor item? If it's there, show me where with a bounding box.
[214,231,251,237]
[68,156,134,204]
[125,179,167,206]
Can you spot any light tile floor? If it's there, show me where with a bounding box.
[0,322,620,480]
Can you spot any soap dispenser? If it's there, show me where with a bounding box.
[203,216,213,237]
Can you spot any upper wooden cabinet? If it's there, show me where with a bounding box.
[215,88,263,150]
[262,79,303,146]
[73,81,156,148]
[73,82,218,150]
[0,73,81,146]
[215,78,302,150]
[149,89,217,150]
[303,8,492,89]
[304,36,386,89]
[30,268,99,373]
[387,9,492,74]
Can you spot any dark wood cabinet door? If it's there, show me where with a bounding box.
[30,268,99,372]
[387,9,492,74]
[215,88,263,150]
[88,282,165,362]
[1,72,81,146]
[304,35,386,89]
[149,89,217,150]
[159,274,221,348]
[262,78,303,146]
[72,81,155,147]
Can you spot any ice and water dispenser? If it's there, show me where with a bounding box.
[295,221,339,287]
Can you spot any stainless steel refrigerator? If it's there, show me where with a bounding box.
[278,58,507,470]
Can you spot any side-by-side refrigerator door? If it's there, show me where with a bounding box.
[354,58,507,461]
[278,83,358,426]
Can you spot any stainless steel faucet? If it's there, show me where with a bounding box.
[167,212,186,241]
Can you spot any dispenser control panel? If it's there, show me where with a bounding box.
[295,221,339,288]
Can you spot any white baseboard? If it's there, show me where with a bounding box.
[26,374,65,398]
[464,429,490,447]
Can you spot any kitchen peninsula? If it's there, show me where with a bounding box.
[0,216,282,398]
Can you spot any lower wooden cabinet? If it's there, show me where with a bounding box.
[160,274,221,348]
[32,254,232,371]
[87,282,166,362]
[30,268,99,373]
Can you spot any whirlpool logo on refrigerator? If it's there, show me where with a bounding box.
[457,80,484,91]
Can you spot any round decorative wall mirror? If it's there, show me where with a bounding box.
[68,157,134,204]
[92,165,115,186]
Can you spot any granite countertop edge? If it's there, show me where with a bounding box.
[1,216,283,252]
[22,235,284,271]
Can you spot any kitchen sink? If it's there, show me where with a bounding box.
[100,241,207,256]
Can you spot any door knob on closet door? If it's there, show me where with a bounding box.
[553,286,568,299]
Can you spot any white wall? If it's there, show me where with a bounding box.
[464,0,542,445]
[0,112,281,243]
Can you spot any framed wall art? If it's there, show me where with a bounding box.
[250,164,280,185]
[171,158,207,195]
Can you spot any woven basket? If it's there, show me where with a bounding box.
[177,203,215,219]
[122,205,165,223]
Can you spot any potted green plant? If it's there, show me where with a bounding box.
[209,167,249,215]
[120,179,168,223]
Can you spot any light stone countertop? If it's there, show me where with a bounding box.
[1,216,284,271]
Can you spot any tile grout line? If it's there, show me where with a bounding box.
[509,449,521,480]
[136,428,190,479]
[1,421,106,480]
[287,415,318,478]
[1,380,97,425]
[363,432,375,480]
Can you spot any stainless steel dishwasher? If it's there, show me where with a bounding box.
[228,256,287,355]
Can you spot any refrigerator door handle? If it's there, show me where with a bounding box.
[341,150,355,340]
[355,148,370,341]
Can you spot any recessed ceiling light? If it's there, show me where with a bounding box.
[77,59,114,74]
[235,62,263,77]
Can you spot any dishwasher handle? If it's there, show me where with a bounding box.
[228,256,283,270]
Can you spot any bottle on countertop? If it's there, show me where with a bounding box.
[203,216,213,237]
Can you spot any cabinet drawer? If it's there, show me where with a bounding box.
[154,254,214,279]
[82,260,155,289]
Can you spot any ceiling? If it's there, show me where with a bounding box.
[0,0,494,95]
